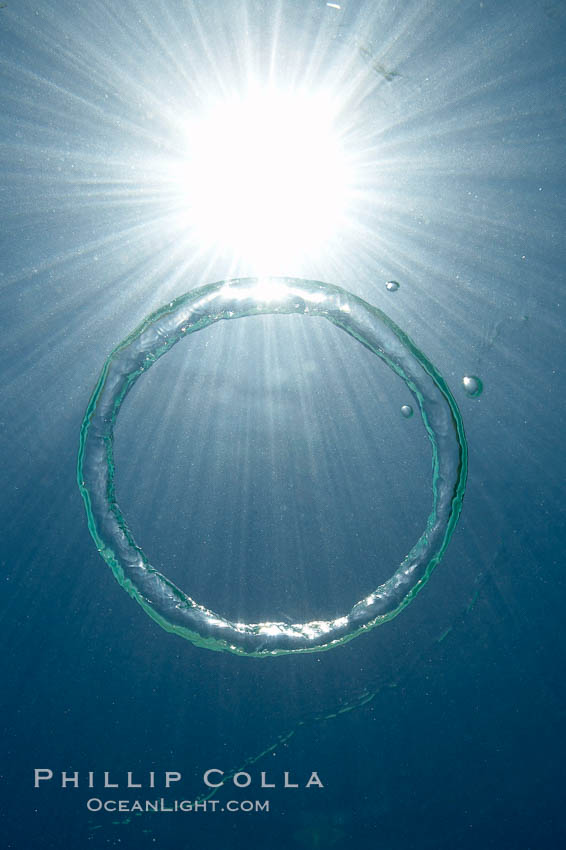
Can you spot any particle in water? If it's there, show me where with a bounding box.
[462,375,483,398]
[385,280,400,292]
[401,404,413,418]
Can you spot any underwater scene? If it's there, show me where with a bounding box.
[1,1,565,848]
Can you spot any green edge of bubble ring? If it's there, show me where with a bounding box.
[77,277,467,657]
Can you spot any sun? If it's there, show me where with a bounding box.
[175,85,355,270]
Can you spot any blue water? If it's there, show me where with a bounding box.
[1,1,565,848]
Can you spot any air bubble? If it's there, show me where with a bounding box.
[78,277,467,657]
[462,375,483,398]
[385,280,400,292]
[401,404,413,418]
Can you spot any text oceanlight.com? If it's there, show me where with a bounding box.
[87,798,270,813]
[33,769,324,813]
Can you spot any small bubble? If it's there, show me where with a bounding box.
[385,280,400,292]
[401,404,414,418]
[462,375,483,398]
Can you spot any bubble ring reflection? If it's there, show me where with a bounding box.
[77,277,467,656]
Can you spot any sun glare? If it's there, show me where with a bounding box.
[176,87,354,270]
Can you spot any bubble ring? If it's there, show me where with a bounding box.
[78,277,467,656]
